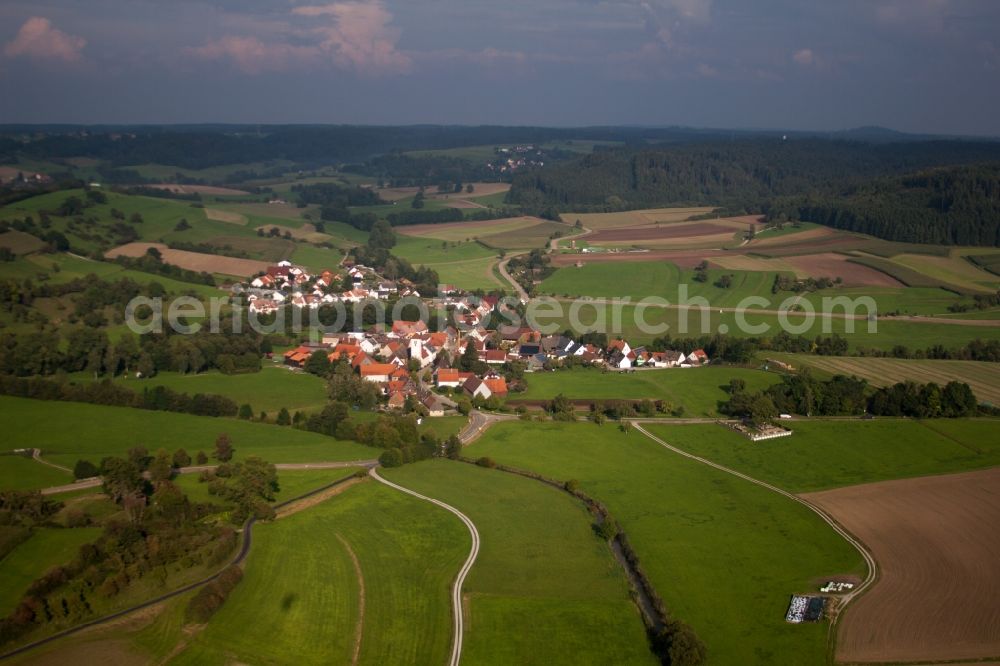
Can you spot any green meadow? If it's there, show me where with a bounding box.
[168,479,466,665]
[642,419,1000,493]
[540,261,780,307]
[0,527,102,616]
[0,397,375,480]
[468,421,865,666]
[518,366,781,416]
[385,460,655,665]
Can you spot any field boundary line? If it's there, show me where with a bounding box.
[631,422,879,663]
[370,467,480,666]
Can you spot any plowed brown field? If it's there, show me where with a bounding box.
[803,467,1000,663]
[106,242,269,277]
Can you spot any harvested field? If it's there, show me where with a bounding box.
[550,249,727,268]
[397,216,549,242]
[377,182,510,202]
[253,223,328,243]
[804,467,1000,663]
[0,229,46,255]
[784,252,904,287]
[748,226,837,247]
[781,356,1000,405]
[587,221,734,243]
[147,184,249,195]
[105,242,269,277]
[205,208,247,225]
[561,207,716,229]
[709,254,798,273]
[750,234,872,257]
[478,221,568,249]
[892,252,999,293]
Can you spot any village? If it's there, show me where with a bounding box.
[237,261,713,416]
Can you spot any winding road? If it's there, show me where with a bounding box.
[369,468,480,666]
[631,423,878,615]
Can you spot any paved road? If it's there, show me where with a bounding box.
[496,256,529,302]
[631,423,878,615]
[458,410,517,445]
[370,468,480,666]
[38,460,379,496]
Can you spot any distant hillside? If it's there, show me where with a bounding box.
[766,164,1000,246]
[505,138,1000,244]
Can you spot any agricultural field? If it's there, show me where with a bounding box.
[0,230,45,255]
[467,421,865,666]
[539,260,780,306]
[517,367,781,416]
[0,454,72,490]
[385,460,654,665]
[535,300,1000,351]
[561,207,716,230]
[0,527,103,616]
[0,396,375,477]
[165,479,466,665]
[105,242,270,278]
[397,215,564,249]
[172,467,365,509]
[643,419,1000,492]
[805,467,1000,663]
[766,354,1000,406]
[73,364,331,415]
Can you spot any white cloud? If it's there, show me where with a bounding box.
[293,1,411,75]
[185,1,410,75]
[792,48,815,66]
[3,17,86,63]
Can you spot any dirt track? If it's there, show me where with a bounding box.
[803,467,1000,663]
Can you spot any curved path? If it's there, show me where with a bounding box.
[631,423,877,618]
[496,255,529,302]
[369,467,480,666]
[458,410,517,445]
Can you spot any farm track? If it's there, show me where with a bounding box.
[369,467,480,666]
[36,459,379,495]
[630,423,879,651]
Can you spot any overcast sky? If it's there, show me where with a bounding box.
[0,0,998,135]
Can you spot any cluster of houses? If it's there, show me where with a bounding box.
[238,261,421,315]
[279,304,712,415]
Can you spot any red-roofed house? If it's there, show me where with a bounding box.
[484,375,508,397]
[360,363,398,383]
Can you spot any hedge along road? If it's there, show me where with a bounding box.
[630,424,878,628]
[369,467,480,666]
[0,468,374,662]
[37,459,380,495]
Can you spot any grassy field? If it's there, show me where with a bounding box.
[385,460,655,665]
[476,220,568,250]
[0,454,73,490]
[0,252,224,299]
[467,421,865,666]
[518,367,781,416]
[393,235,497,265]
[172,467,364,506]
[0,397,375,478]
[766,354,1000,406]
[169,479,466,665]
[0,527,103,616]
[74,365,331,415]
[540,261,780,306]
[643,419,1000,492]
